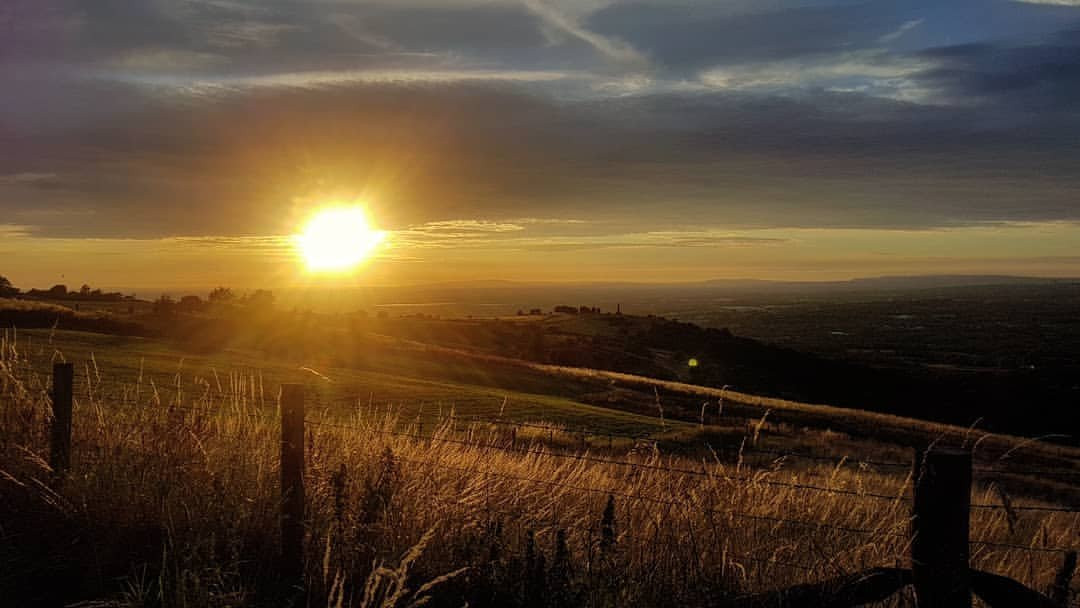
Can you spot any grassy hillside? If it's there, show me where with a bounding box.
[5,329,679,439]
[10,328,1080,496]
[6,295,1076,441]
[357,312,1080,439]
[1,333,1077,607]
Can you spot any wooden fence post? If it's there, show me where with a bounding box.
[280,384,305,585]
[912,447,972,608]
[1049,551,1076,606]
[50,362,73,484]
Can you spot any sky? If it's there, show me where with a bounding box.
[2,0,1080,291]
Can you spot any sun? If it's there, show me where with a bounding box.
[295,206,386,272]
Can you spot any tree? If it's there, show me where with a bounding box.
[245,289,275,310]
[152,295,176,317]
[208,287,235,304]
[178,295,204,313]
[0,275,18,298]
[47,284,68,297]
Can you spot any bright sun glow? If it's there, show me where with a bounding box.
[296,206,386,272]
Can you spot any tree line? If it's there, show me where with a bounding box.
[150,287,275,316]
[0,276,274,317]
[0,276,132,302]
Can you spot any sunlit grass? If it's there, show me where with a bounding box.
[2,341,1076,607]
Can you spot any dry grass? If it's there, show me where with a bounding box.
[0,297,72,313]
[389,335,1080,465]
[1,345,1077,607]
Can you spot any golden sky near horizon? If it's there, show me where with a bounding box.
[4,1,1080,290]
[4,219,1080,292]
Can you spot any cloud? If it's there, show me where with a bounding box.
[511,218,589,225]
[879,19,925,43]
[109,49,227,71]
[698,50,933,101]
[6,0,626,82]
[4,0,1080,244]
[521,0,648,68]
[391,221,790,252]
[0,225,33,238]
[409,220,528,234]
[914,30,1080,111]
[170,235,294,255]
[1013,0,1080,5]
[587,2,889,71]
[0,173,60,185]
[5,74,1080,239]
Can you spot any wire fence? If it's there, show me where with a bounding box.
[391,453,827,575]
[4,361,1080,574]
[7,363,1080,501]
[9,365,1080,468]
[311,418,1077,553]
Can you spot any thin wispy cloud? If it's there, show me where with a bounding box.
[0,225,33,239]
[393,221,789,252]
[698,50,932,100]
[521,0,648,69]
[1012,0,1080,5]
[879,19,925,44]
[0,173,60,186]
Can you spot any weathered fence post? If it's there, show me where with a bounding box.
[280,384,305,585]
[912,447,972,608]
[1049,550,1077,606]
[50,362,73,484]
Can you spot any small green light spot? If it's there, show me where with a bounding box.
[688,358,699,368]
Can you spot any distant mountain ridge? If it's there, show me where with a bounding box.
[94,274,1079,302]
[697,274,1076,292]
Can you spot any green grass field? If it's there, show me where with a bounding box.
[10,329,681,439]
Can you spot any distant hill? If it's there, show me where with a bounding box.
[696,274,1073,292]
[364,310,1073,440]
[111,273,1080,305]
[4,289,1077,441]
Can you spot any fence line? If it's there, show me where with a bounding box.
[389,451,909,541]
[971,502,1080,514]
[12,364,1079,606]
[307,416,1080,516]
[428,485,824,574]
[59,405,1080,555]
[969,538,1077,555]
[737,446,912,470]
[12,362,1080,517]
[14,364,1080,474]
[305,418,915,504]
[328,421,1076,554]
